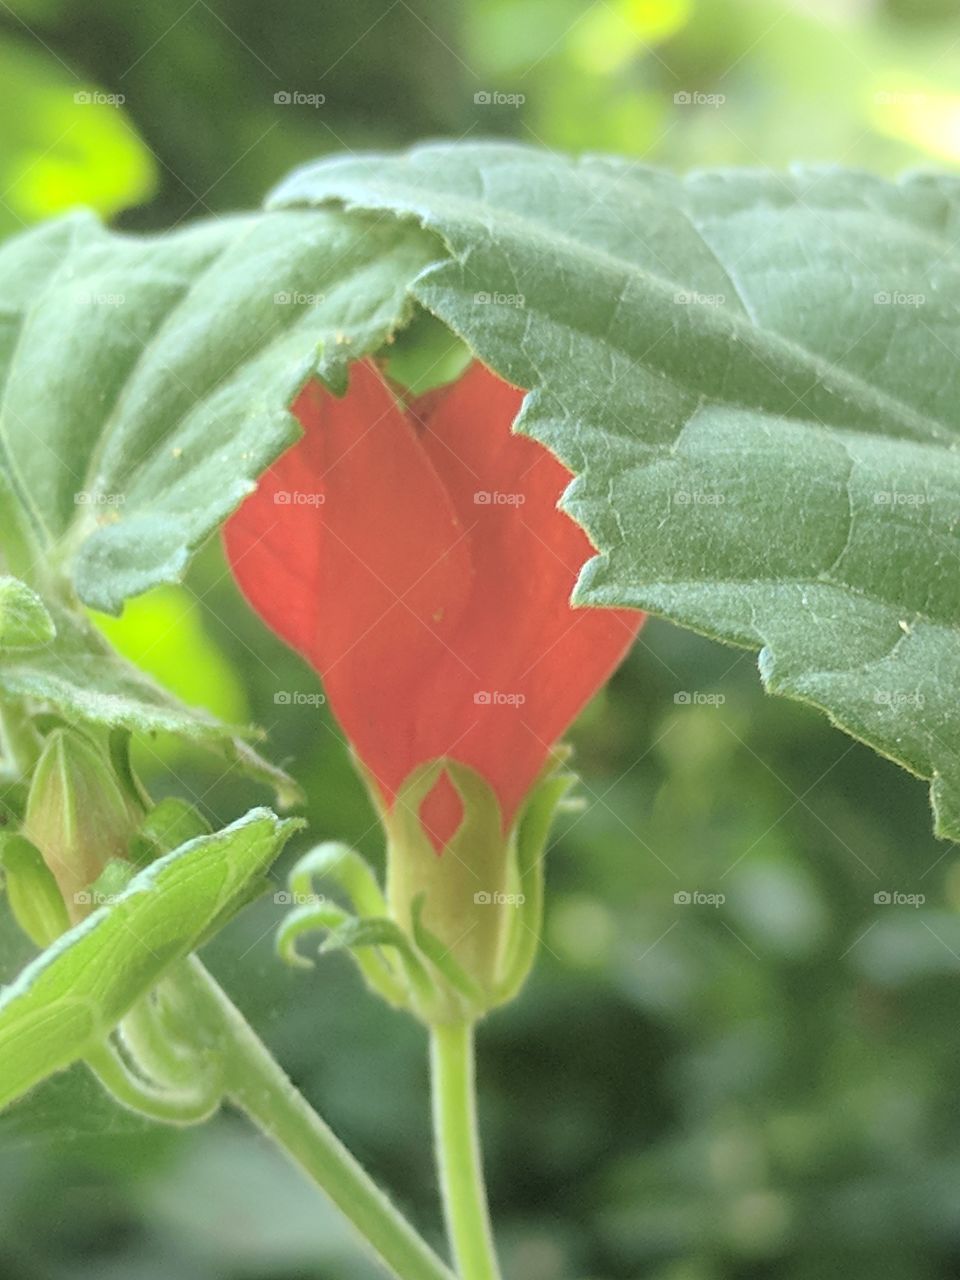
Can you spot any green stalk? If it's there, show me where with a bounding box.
[86,1040,222,1125]
[176,960,455,1280]
[431,1021,502,1280]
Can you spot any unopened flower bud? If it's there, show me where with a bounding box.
[23,729,144,921]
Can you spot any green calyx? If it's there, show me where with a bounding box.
[276,752,575,1025]
[385,759,514,1016]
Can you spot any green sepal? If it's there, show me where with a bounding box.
[495,757,577,1004]
[319,915,435,1005]
[87,857,135,906]
[288,840,386,918]
[0,832,69,946]
[276,901,421,1008]
[380,760,511,1004]
[410,893,484,1008]
[365,753,575,1022]
[277,900,355,970]
[106,727,150,810]
[130,796,212,866]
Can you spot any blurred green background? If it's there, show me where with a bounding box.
[2,0,960,1277]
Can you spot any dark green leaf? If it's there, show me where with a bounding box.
[271,142,960,839]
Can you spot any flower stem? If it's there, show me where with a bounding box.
[431,1021,502,1280]
[177,959,455,1280]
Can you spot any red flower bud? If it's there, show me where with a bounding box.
[225,360,643,848]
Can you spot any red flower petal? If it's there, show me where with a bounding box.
[225,361,474,798]
[406,363,641,834]
[418,769,465,856]
[225,360,643,847]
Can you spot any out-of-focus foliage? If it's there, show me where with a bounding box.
[0,33,154,237]
[2,1,960,1278]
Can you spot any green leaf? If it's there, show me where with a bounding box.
[0,601,300,804]
[0,807,300,1112]
[0,577,54,650]
[0,207,438,614]
[0,204,437,798]
[270,142,960,840]
[0,1061,160,1143]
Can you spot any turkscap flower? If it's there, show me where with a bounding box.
[226,358,643,1008]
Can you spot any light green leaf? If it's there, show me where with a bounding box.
[0,207,438,613]
[0,206,436,790]
[0,577,54,650]
[270,142,960,840]
[0,807,300,1112]
[0,602,300,804]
